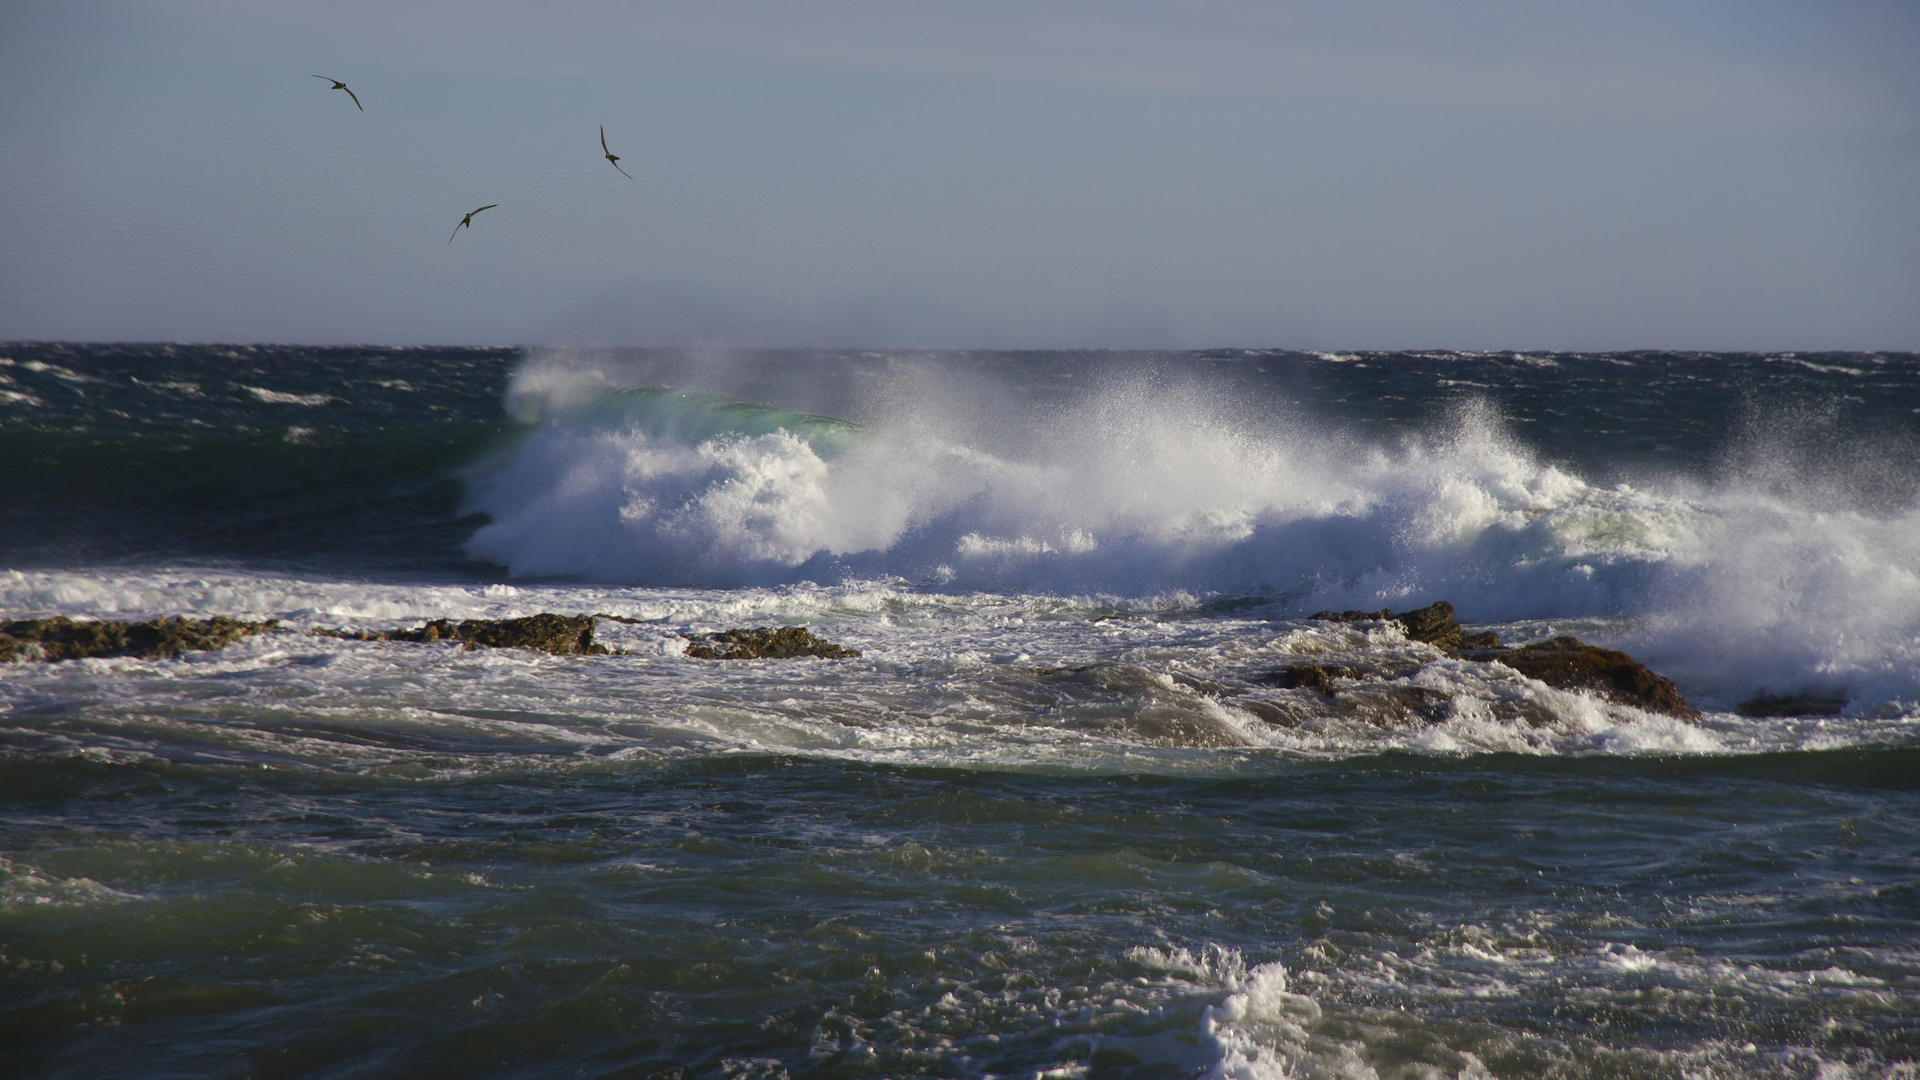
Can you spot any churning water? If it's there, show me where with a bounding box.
[2,344,1916,1078]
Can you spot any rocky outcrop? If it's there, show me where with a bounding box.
[316,613,607,656]
[1496,636,1699,720]
[1305,602,1699,719]
[1,616,280,662]
[314,615,856,659]
[683,626,860,660]
[1309,601,1465,651]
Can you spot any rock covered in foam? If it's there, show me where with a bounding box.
[0,615,280,662]
[1267,664,1356,694]
[317,614,608,656]
[683,627,860,660]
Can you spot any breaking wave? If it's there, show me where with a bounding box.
[463,352,1920,707]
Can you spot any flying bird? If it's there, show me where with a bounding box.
[600,126,633,179]
[448,204,499,245]
[310,75,362,111]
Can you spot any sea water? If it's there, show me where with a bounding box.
[2,344,1916,1078]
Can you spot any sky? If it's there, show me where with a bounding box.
[1,0,1915,350]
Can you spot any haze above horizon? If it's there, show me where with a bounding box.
[1,0,1915,350]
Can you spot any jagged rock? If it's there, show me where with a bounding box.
[1306,602,1697,718]
[683,626,860,660]
[1495,636,1699,719]
[0,615,280,663]
[1309,601,1463,650]
[1392,601,1464,651]
[316,614,607,656]
[1736,693,1847,718]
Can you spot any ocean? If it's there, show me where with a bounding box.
[2,343,1916,1079]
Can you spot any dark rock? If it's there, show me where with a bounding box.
[1308,601,1463,651]
[684,626,860,660]
[316,614,608,656]
[1308,607,1394,622]
[1269,664,1357,694]
[1,615,280,663]
[1736,693,1847,718]
[1393,601,1462,651]
[1495,636,1699,719]
[1459,629,1502,649]
[1304,601,1696,719]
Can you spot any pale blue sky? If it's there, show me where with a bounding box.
[2,0,1915,349]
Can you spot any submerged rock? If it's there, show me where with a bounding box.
[1337,685,1456,728]
[1267,664,1357,695]
[0,615,280,663]
[683,627,860,660]
[1736,692,1847,718]
[317,614,607,656]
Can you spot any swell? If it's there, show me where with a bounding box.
[0,421,505,573]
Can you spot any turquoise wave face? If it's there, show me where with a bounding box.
[566,385,864,459]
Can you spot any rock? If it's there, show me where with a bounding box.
[1458,629,1502,650]
[683,626,860,660]
[1308,607,1395,622]
[1306,602,1696,718]
[0,615,280,663]
[1309,601,1463,650]
[1392,601,1464,651]
[1495,636,1699,720]
[1736,693,1847,718]
[316,614,608,656]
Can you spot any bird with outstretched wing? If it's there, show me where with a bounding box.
[601,126,633,179]
[311,75,362,111]
[449,204,499,244]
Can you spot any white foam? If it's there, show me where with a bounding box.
[4,567,1911,773]
[0,855,145,910]
[243,385,337,406]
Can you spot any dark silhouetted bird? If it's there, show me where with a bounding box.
[449,204,499,245]
[601,126,633,179]
[311,75,362,111]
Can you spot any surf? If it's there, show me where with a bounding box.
[459,350,1920,711]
